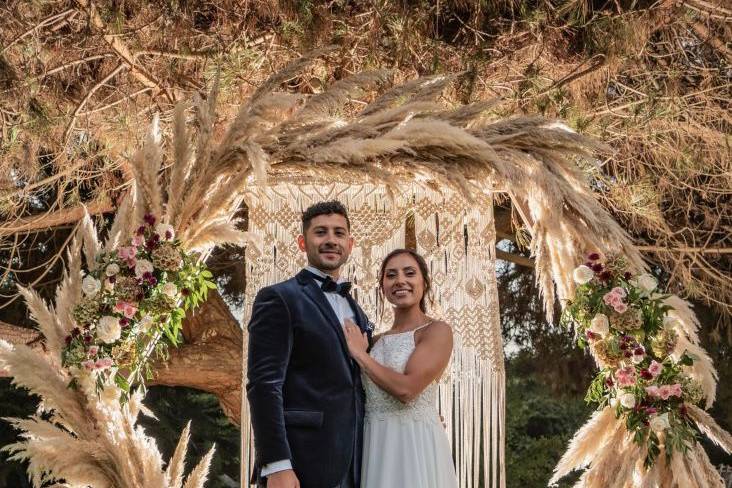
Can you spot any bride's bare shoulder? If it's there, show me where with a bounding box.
[417,320,453,343]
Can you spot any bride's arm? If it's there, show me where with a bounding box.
[344,320,453,404]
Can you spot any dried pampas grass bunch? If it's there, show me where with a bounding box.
[0,223,215,487]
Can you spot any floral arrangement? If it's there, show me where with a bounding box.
[63,213,216,399]
[562,253,706,467]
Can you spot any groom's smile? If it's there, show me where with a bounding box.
[298,213,355,275]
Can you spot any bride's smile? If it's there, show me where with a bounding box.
[382,254,426,309]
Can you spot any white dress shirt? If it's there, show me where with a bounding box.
[261,266,355,478]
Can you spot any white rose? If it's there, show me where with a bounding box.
[589,314,610,337]
[619,393,636,409]
[649,413,670,432]
[105,263,120,277]
[97,316,121,344]
[155,223,175,240]
[81,275,101,297]
[135,259,154,278]
[573,265,594,284]
[632,273,657,294]
[162,282,178,298]
[609,397,619,408]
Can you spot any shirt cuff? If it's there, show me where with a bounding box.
[261,459,292,477]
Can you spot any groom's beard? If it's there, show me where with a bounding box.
[307,244,349,272]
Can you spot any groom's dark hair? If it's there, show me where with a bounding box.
[302,200,351,232]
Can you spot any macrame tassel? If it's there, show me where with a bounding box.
[414,186,505,488]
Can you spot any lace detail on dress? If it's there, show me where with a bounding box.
[364,327,440,425]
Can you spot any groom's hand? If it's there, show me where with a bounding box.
[267,469,300,488]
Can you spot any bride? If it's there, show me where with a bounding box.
[344,249,458,488]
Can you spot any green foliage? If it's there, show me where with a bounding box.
[505,352,591,488]
[0,379,36,488]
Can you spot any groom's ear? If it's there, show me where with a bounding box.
[297,234,306,252]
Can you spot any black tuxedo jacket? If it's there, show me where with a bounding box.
[246,269,372,488]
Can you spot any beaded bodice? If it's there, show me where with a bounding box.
[363,326,440,424]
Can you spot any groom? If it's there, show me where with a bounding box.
[247,200,373,488]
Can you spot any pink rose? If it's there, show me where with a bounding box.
[659,385,672,400]
[645,385,660,398]
[114,301,138,319]
[615,366,637,387]
[132,235,144,247]
[82,359,96,371]
[611,286,627,298]
[648,360,663,378]
[118,246,137,261]
[670,383,683,397]
[87,345,99,357]
[95,357,113,370]
[614,302,628,314]
[603,291,618,305]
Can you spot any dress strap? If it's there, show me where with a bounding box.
[412,320,434,333]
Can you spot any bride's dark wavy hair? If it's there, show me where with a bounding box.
[378,249,433,313]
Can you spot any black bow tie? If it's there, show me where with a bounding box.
[321,277,352,297]
[307,271,353,297]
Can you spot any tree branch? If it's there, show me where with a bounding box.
[0,201,114,237]
[75,0,175,103]
[496,249,535,268]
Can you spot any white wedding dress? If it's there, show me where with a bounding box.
[361,323,459,488]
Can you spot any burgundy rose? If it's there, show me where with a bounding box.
[181,288,191,297]
[71,328,80,337]
[634,347,645,355]
[599,271,612,281]
[119,317,130,327]
[591,263,604,273]
[624,351,633,358]
[65,335,72,345]
[136,225,146,236]
[605,377,614,387]
[640,370,653,380]
[144,214,156,226]
[165,230,173,240]
[588,252,601,261]
[624,271,632,280]
[109,275,116,284]
[84,335,92,344]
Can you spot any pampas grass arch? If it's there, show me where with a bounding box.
[1,48,729,487]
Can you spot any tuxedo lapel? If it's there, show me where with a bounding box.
[299,274,351,360]
[344,294,374,349]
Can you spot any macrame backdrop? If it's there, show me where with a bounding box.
[240,175,505,488]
